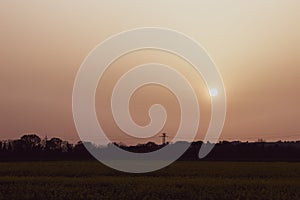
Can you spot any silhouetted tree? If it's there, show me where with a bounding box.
[61,141,73,152]
[20,134,41,152]
[47,137,63,151]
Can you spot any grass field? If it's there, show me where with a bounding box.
[0,161,299,200]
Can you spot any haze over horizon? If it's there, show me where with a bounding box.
[1,1,300,145]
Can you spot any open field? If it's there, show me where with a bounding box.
[0,161,299,200]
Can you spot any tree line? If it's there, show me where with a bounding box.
[0,134,299,161]
[0,134,92,161]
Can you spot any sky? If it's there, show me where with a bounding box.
[0,1,300,144]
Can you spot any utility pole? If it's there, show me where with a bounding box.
[159,133,168,145]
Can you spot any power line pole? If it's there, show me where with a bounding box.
[160,133,168,145]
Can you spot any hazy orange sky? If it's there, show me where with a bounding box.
[1,1,300,144]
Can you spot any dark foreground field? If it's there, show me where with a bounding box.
[0,161,299,200]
